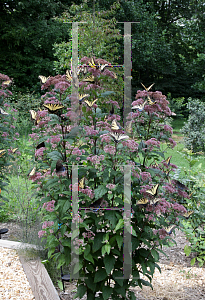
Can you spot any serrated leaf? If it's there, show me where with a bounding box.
[99,91,115,97]
[116,235,123,250]
[151,249,159,261]
[76,284,87,298]
[47,151,63,161]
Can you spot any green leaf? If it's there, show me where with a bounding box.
[116,235,123,250]
[76,284,87,299]
[112,270,124,287]
[102,285,113,300]
[184,245,191,256]
[94,268,107,283]
[94,185,108,200]
[47,151,63,160]
[93,232,104,252]
[151,249,159,261]
[57,280,63,291]
[190,257,196,266]
[84,274,96,292]
[115,218,124,232]
[103,255,115,275]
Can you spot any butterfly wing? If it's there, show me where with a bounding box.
[28,167,36,177]
[82,75,95,83]
[173,180,188,191]
[56,160,66,174]
[147,95,155,105]
[0,150,6,158]
[125,121,132,134]
[36,142,45,149]
[2,80,12,86]
[43,103,64,112]
[183,211,194,219]
[38,75,50,84]
[79,94,90,103]
[136,198,149,206]
[111,119,121,130]
[132,100,147,111]
[146,184,159,197]
[0,108,9,115]
[12,148,18,154]
[79,177,85,189]
[163,225,176,235]
[66,69,72,81]
[141,83,154,91]
[84,99,97,108]
[165,156,172,166]
[150,198,161,206]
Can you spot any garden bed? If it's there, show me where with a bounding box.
[1,221,204,300]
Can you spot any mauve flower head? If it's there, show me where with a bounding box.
[168,138,177,148]
[38,230,46,238]
[100,134,112,143]
[140,172,152,182]
[164,124,173,134]
[104,145,116,155]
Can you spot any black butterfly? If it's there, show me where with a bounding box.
[56,160,66,174]
[173,180,188,191]
[89,198,106,212]
[36,142,45,149]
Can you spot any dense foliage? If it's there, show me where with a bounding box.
[181,98,205,152]
[26,57,198,299]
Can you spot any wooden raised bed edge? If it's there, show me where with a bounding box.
[0,239,60,300]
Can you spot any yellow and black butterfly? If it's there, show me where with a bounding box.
[56,160,66,175]
[147,95,156,105]
[150,161,159,168]
[141,83,155,92]
[125,121,133,134]
[11,148,18,154]
[29,110,40,125]
[132,100,147,112]
[2,80,12,86]
[173,179,188,191]
[28,167,36,177]
[43,103,65,113]
[0,150,6,158]
[99,64,109,72]
[162,225,176,235]
[84,99,98,108]
[36,142,45,150]
[38,75,50,84]
[0,107,9,115]
[82,75,95,83]
[165,156,172,166]
[78,66,88,76]
[183,211,194,219]
[66,69,72,81]
[150,198,161,206]
[111,119,122,130]
[79,177,85,189]
[109,132,129,143]
[136,197,149,206]
[79,94,90,103]
[104,105,115,122]
[146,184,159,197]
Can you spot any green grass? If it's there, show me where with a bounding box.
[171,118,186,134]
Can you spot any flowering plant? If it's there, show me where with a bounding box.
[29,58,191,299]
